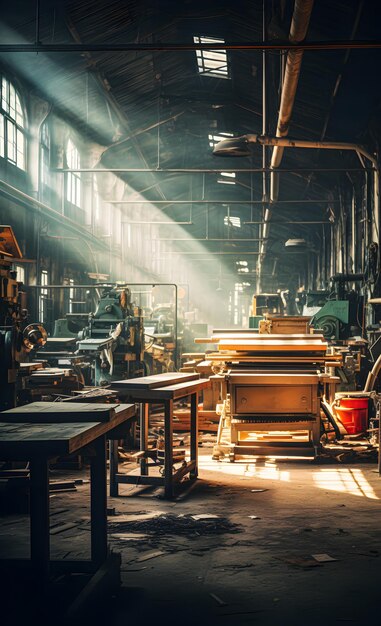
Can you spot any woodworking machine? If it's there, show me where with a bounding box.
[77,287,145,385]
[0,226,47,410]
[195,329,336,460]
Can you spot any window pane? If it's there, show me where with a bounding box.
[67,173,72,202]
[9,83,16,120]
[0,114,4,158]
[15,95,24,127]
[16,129,25,169]
[2,77,8,112]
[7,120,16,162]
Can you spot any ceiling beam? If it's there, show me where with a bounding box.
[1,41,381,52]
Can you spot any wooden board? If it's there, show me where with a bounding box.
[0,422,101,457]
[111,372,200,390]
[217,339,327,353]
[0,403,136,459]
[18,362,45,373]
[196,333,324,344]
[0,402,119,423]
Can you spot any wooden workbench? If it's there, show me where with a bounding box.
[0,402,135,610]
[110,374,210,498]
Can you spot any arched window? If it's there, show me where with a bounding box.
[0,75,26,169]
[40,121,50,188]
[66,138,81,207]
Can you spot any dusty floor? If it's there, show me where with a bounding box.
[1,451,381,625]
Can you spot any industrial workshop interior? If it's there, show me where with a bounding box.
[1,0,381,624]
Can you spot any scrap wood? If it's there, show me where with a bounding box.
[136,550,166,562]
[210,593,227,607]
[49,480,77,492]
[110,533,149,541]
[278,555,321,568]
[311,553,338,562]
[108,512,240,536]
[50,522,78,535]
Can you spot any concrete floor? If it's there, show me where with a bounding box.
[1,451,381,625]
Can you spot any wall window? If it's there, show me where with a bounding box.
[39,270,49,323]
[224,215,241,228]
[40,121,50,189]
[0,75,26,169]
[14,264,25,283]
[66,139,81,207]
[93,175,100,226]
[69,278,74,313]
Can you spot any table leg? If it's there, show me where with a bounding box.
[164,399,174,498]
[190,392,199,479]
[29,458,50,587]
[90,435,108,566]
[109,438,119,497]
[140,402,149,476]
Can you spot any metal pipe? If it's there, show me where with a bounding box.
[122,221,193,225]
[270,0,315,203]
[261,0,314,291]
[244,220,331,225]
[156,238,266,242]
[215,133,379,287]
[215,134,378,174]
[156,251,260,255]
[351,190,356,272]
[262,0,267,203]
[110,199,340,204]
[55,167,374,173]
[364,353,381,392]
[1,41,380,52]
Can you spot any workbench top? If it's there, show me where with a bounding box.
[1,401,121,423]
[0,403,135,459]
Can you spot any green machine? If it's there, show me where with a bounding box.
[308,274,364,341]
[311,300,350,340]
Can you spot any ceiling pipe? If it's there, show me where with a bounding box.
[213,134,378,171]
[213,133,379,286]
[270,0,315,203]
[262,0,314,293]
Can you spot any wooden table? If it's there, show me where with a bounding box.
[0,402,135,595]
[110,375,210,498]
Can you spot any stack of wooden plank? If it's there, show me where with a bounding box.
[18,365,84,400]
[148,405,219,433]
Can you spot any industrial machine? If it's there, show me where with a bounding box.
[76,286,145,385]
[0,226,47,409]
[195,329,338,461]
[299,274,364,341]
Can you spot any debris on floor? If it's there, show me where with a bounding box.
[136,550,166,562]
[209,592,228,606]
[311,553,338,562]
[108,511,241,537]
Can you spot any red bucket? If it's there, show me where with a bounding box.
[334,395,369,435]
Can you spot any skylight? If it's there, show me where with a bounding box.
[224,215,241,228]
[208,132,233,148]
[193,36,229,78]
